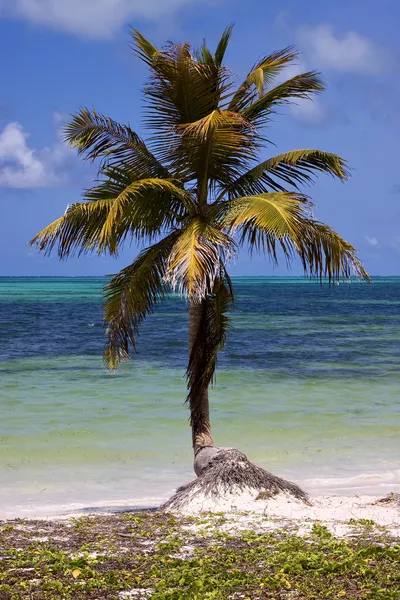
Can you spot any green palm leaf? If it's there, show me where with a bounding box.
[214,24,234,66]
[29,201,113,259]
[221,191,311,255]
[228,47,299,111]
[222,192,369,280]
[295,222,370,281]
[137,37,232,155]
[194,24,234,67]
[242,72,324,126]
[64,108,169,176]
[30,176,194,257]
[220,149,349,197]
[164,217,235,301]
[175,109,258,195]
[93,177,194,252]
[131,29,160,66]
[103,232,179,369]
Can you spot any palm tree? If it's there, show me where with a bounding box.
[30,26,369,507]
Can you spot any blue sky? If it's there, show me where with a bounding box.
[0,0,399,276]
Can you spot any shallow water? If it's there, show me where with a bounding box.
[0,276,399,518]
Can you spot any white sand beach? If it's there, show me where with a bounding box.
[2,492,399,541]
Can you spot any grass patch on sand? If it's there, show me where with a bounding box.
[0,512,399,599]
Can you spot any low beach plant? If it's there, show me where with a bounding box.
[1,513,398,599]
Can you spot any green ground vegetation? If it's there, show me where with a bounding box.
[0,512,398,599]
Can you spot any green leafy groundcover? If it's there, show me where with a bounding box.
[0,512,399,599]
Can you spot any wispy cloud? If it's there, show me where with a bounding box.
[297,24,384,74]
[366,236,378,247]
[0,116,73,188]
[289,98,327,124]
[0,0,208,38]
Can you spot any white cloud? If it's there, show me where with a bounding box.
[274,10,290,32]
[0,0,204,38]
[0,119,71,188]
[298,25,383,74]
[366,236,378,247]
[290,97,327,124]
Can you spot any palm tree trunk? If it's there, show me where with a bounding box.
[164,302,309,507]
[188,301,214,451]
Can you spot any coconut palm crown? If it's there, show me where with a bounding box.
[30,26,369,455]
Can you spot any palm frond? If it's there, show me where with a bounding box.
[131,29,160,66]
[64,108,169,176]
[220,149,349,198]
[228,47,298,111]
[295,222,370,281]
[214,24,234,66]
[29,176,193,258]
[103,232,179,369]
[197,42,214,65]
[222,192,369,280]
[143,46,229,128]
[193,24,233,67]
[29,201,113,259]
[170,109,258,193]
[163,217,235,302]
[93,176,195,253]
[221,191,311,260]
[179,109,249,140]
[241,72,324,126]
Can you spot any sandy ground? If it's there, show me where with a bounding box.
[163,490,400,538]
[2,504,398,600]
[3,492,398,540]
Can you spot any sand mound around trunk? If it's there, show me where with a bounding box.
[162,447,310,514]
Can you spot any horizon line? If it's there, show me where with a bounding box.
[0,275,398,279]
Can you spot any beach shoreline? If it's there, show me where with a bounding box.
[3,466,400,522]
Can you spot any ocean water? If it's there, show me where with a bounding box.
[0,276,399,518]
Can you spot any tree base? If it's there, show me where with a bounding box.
[161,447,310,513]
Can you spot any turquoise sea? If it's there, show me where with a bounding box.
[0,276,399,518]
